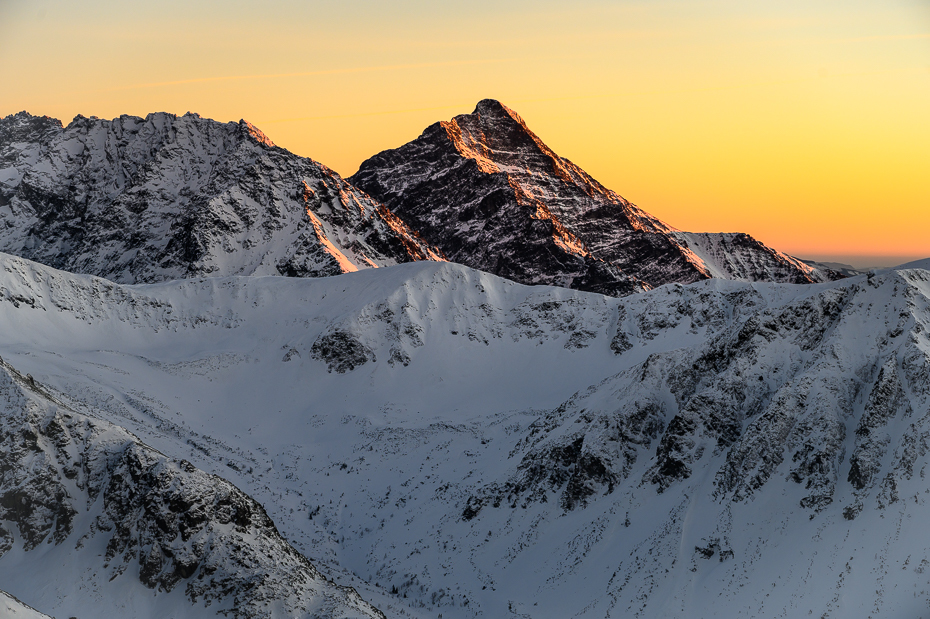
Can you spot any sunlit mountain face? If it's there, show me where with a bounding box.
[350,99,842,294]
[1,103,837,297]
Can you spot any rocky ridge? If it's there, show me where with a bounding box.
[350,99,838,293]
[471,266,930,518]
[0,111,441,284]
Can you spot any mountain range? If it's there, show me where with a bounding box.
[0,101,925,619]
[0,253,927,618]
[1,101,836,293]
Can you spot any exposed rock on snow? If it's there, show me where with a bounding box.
[311,330,378,373]
[350,99,839,293]
[470,269,930,518]
[673,231,842,283]
[0,111,441,284]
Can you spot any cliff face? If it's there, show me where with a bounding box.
[0,111,441,284]
[350,99,838,293]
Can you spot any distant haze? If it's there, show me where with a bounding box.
[801,255,929,270]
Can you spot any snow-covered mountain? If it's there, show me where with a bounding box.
[350,99,838,292]
[802,258,867,278]
[0,250,927,618]
[0,111,442,284]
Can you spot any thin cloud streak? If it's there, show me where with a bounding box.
[841,33,930,42]
[109,59,516,92]
[259,66,928,124]
[259,104,475,124]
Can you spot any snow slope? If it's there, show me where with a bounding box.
[0,111,441,284]
[0,252,928,618]
[673,231,836,282]
[1,590,51,619]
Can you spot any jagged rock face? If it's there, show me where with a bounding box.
[0,111,441,284]
[349,100,649,296]
[467,267,930,523]
[350,99,838,292]
[673,231,842,283]
[0,358,384,619]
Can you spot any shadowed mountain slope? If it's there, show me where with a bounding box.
[0,251,927,618]
[0,350,384,619]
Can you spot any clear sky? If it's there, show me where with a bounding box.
[1,0,928,267]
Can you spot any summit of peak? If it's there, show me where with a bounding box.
[1,111,62,130]
[473,99,509,115]
[239,119,275,148]
[351,102,840,294]
[7,111,38,120]
[470,99,526,125]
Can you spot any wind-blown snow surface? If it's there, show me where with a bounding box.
[0,111,441,284]
[0,253,929,618]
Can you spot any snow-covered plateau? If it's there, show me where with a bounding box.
[0,252,928,618]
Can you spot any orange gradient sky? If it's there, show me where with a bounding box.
[1,0,928,267]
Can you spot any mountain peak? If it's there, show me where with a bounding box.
[472,98,517,120]
[239,118,275,148]
[350,101,842,292]
[439,99,569,179]
[0,111,63,141]
[349,100,654,296]
[0,110,442,284]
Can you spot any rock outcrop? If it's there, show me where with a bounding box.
[0,356,384,619]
